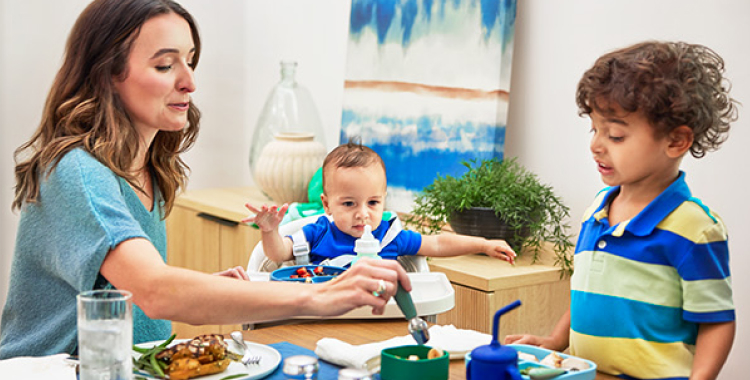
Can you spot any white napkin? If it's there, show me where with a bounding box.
[0,353,76,380]
[315,324,491,369]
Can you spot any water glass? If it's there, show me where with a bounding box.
[77,289,133,380]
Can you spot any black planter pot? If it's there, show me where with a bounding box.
[449,207,529,249]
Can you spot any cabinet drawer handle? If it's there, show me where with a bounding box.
[197,212,239,227]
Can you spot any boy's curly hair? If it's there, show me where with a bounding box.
[576,41,738,158]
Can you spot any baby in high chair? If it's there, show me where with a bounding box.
[243,139,517,267]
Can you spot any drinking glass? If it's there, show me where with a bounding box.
[77,289,133,380]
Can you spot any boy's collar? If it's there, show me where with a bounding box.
[592,171,692,236]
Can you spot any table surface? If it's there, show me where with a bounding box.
[240,319,617,380]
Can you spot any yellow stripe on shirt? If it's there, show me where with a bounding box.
[658,202,727,243]
[570,330,693,379]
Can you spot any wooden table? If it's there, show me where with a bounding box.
[240,319,617,380]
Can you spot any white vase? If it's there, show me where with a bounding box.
[254,132,326,204]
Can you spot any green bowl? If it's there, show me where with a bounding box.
[381,345,449,380]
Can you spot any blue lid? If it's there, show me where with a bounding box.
[471,343,518,364]
[469,300,522,364]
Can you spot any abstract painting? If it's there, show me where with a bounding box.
[341,0,517,212]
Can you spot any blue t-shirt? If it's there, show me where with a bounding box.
[570,172,734,379]
[301,216,422,264]
[0,148,171,359]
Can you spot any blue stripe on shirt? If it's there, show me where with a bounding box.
[571,291,697,344]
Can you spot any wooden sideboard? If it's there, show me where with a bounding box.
[428,247,570,338]
[166,186,271,338]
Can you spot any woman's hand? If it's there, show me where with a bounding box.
[242,203,289,232]
[213,266,249,281]
[307,258,411,316]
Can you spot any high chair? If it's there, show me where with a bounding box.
[242,214,448,330]
[246,214,430,274]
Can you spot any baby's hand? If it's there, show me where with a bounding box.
[242,203,289,232]
[485,239,516,264]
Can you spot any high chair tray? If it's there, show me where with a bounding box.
[247,272,455,319]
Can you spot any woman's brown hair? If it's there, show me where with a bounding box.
[12,0,201,216]
[576,41,737,158]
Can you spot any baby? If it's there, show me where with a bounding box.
[244,140,517,267]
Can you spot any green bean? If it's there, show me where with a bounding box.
[132,334,175,379]
[149,351,165,378]
[132,346,151,354]
[159,334,177,347]
[219,374,249,380]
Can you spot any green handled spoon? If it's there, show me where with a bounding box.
[394,283,430,344]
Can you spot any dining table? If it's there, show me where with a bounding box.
[240,319,619,380]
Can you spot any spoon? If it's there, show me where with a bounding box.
[230,331,261,365]
[394,284,430,344]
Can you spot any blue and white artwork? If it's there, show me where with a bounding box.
[341,0,517,212]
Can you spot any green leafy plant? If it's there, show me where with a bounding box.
[404,157,574,276]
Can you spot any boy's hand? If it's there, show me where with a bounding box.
[504,334,563,351]
[242,203,289,232]
[484,239,517,264]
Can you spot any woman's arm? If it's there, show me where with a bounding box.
[690,321,735,380]
[101,238,411,324]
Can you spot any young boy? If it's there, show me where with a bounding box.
[505,41,736,380]
[244,140,517,267]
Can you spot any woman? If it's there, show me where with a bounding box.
[0,0,410,359]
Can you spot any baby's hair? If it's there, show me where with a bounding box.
[576,41,738,158]
[322,137,386,192]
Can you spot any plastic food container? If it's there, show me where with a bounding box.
[270,265,346,283]
[381,345,449,380]
[465,344,597,380]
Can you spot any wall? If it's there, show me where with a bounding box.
[1,1,748,378]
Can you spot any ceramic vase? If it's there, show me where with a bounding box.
[249,61,326,180]
[254,132,326,204]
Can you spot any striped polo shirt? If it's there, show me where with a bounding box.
[570,172,734,380]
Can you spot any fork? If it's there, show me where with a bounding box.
[230,331,262,365]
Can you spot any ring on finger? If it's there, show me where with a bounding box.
[372,279,386,297]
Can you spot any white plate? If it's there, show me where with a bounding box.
[133,338,281,380]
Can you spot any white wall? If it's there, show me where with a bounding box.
[1,1,747,378]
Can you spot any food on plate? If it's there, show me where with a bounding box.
[517,351,539,362]
[520,367,567,380]
[133,333,236,380]
[289,265,336,279]
[539,351,563,368]
[531,351,589,371]
[561,356,590,370]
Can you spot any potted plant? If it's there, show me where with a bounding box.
[404,157,574,276]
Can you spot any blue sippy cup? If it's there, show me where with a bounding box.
[466,300,523,380]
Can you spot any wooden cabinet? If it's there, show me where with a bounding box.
[165,187,270,338]
[428,246,570,338]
